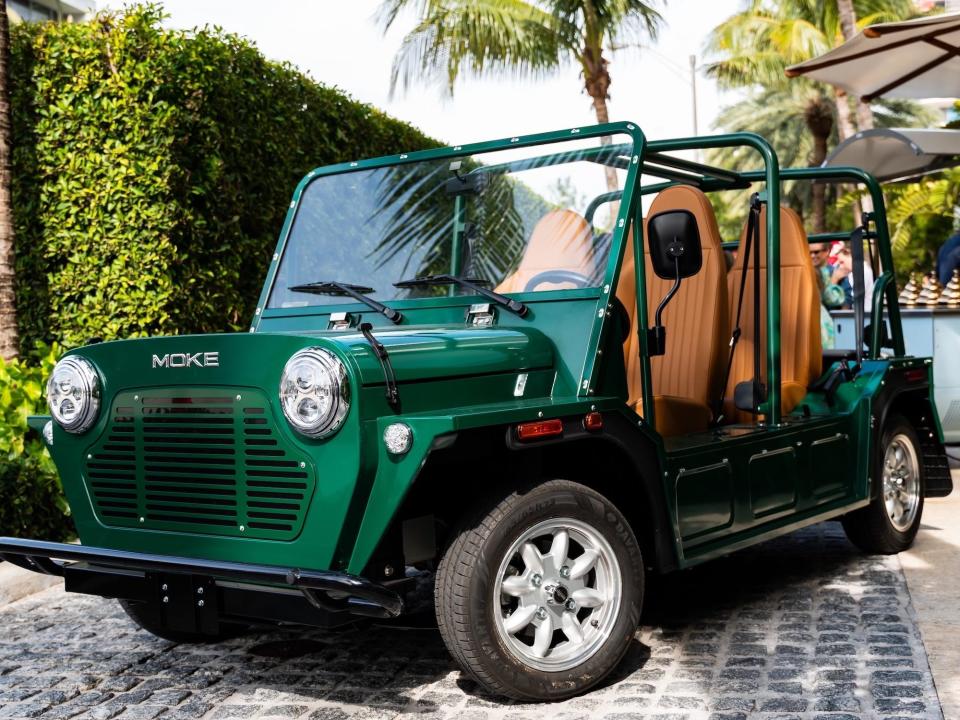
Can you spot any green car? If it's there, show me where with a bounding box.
[2,122,952,701]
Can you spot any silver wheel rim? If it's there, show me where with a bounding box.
[883,433,921,532]
[492,517,622,672]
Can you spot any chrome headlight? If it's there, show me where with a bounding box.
[46,356,101,434]
[279,347,350,438]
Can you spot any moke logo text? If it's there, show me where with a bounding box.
[151,352,220,368]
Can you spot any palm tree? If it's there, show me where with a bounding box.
[705,0,919,231]
[378,0,663,191]
[0,0,16,361]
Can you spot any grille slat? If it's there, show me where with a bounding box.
[83,388,315,540]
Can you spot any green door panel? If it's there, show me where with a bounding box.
[675,461,735,541]
[748,447,798,518]
[809,433,852,500]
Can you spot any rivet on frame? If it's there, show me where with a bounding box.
[272,253,279,261]
[400,154,408,159]
[289,201,295,208]
[255,307,261,315]
[454,146,462,151]
[633,156,639,164]
[627,124,635,130]
[618,219,625,227]
[571,128,580,134]
[350,162,358,167]
[510,137,519,142]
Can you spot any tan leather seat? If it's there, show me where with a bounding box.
[723,205,822,424]
[615,186,730,436]
[496,210,595,294]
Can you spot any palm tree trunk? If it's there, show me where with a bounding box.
[836,0,875,131]
[834,88,856,141]
[582,45,619,194]
[0,1,17,361]
[805,98,833,234]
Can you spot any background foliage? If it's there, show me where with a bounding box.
[3,5,440,540]
[0,344,73,540]
[10,5,440,351]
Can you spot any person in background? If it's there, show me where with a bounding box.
[833,242,874,312]
[810,242,842,349]
[810,242,845,309]
[937,231,960,285]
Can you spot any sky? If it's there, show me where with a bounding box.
[99,0,744,147]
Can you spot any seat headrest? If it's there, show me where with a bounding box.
[645,185,724,255]
[731,205,810,270]
[521,209,593,270]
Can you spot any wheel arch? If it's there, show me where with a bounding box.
[371,411,678,576]
[873,381,952,499]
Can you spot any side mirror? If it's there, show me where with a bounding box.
[647,209,703,279]
[645,209,703,356]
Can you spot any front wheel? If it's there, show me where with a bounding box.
[842,414,925,554]
[435,480,644,701]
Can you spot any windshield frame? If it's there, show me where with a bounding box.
[253,123,646,392]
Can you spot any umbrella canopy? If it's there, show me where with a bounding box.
[823,128,960,181]
[786,12,960,101]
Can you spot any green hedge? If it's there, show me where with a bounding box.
[10,5,440,350]
[0,344,73,541]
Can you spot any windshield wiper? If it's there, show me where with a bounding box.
[393,274,528,318]
[288,281,403,324]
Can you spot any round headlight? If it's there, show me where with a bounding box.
[46,356,101,434]
[279,348,350,438]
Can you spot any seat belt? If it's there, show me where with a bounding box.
[712,193,761,424]
[849,225,866,370]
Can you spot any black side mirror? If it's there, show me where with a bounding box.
[647,209,703,279]
[645,209,703,356]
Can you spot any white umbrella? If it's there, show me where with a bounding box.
[823,128,960,181]
[786,12,960,101]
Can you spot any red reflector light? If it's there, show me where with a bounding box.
[904,368,926,383]
[583,412,603,431]
[516,418,564,441]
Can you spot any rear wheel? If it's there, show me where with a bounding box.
[435,480,644,701]
[118,599,249,644]
[842,414,925,554]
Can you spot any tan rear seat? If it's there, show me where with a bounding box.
[615,186,730,436]
[723,205,822,424]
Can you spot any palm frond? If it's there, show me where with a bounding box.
[387,0,568,97]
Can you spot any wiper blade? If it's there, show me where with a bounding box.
[394,274,528,318]
[288,281,402,324]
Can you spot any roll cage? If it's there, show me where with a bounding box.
[254,122,902,435]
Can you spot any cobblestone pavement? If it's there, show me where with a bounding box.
[0,522,942,720]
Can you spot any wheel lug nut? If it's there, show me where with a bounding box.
[531,573,542,587]
[565,599,576,611]
[536,607,547,620]
[559,566,570,579]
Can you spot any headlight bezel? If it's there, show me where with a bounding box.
[46,356,102,434]
[279,347,350,439]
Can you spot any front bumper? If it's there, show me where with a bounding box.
[0,537,403,620]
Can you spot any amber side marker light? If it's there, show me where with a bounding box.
[516,418,564,441]
[583,412,603,431]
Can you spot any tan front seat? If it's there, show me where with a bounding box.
[723,205,822,424]
[615,186,730,436]
[496,210,594,294]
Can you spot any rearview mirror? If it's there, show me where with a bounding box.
[647,209,703,280]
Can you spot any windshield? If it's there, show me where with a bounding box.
[267,134,634,310]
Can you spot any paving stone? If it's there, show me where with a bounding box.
[0,523,943,720]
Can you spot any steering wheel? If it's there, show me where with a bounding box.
[523,270,592,292]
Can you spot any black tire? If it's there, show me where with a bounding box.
[118,599,249,644]
[842,414,925,554]
[435,480,644,701]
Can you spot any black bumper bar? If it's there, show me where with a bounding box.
[0,537,403,619]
